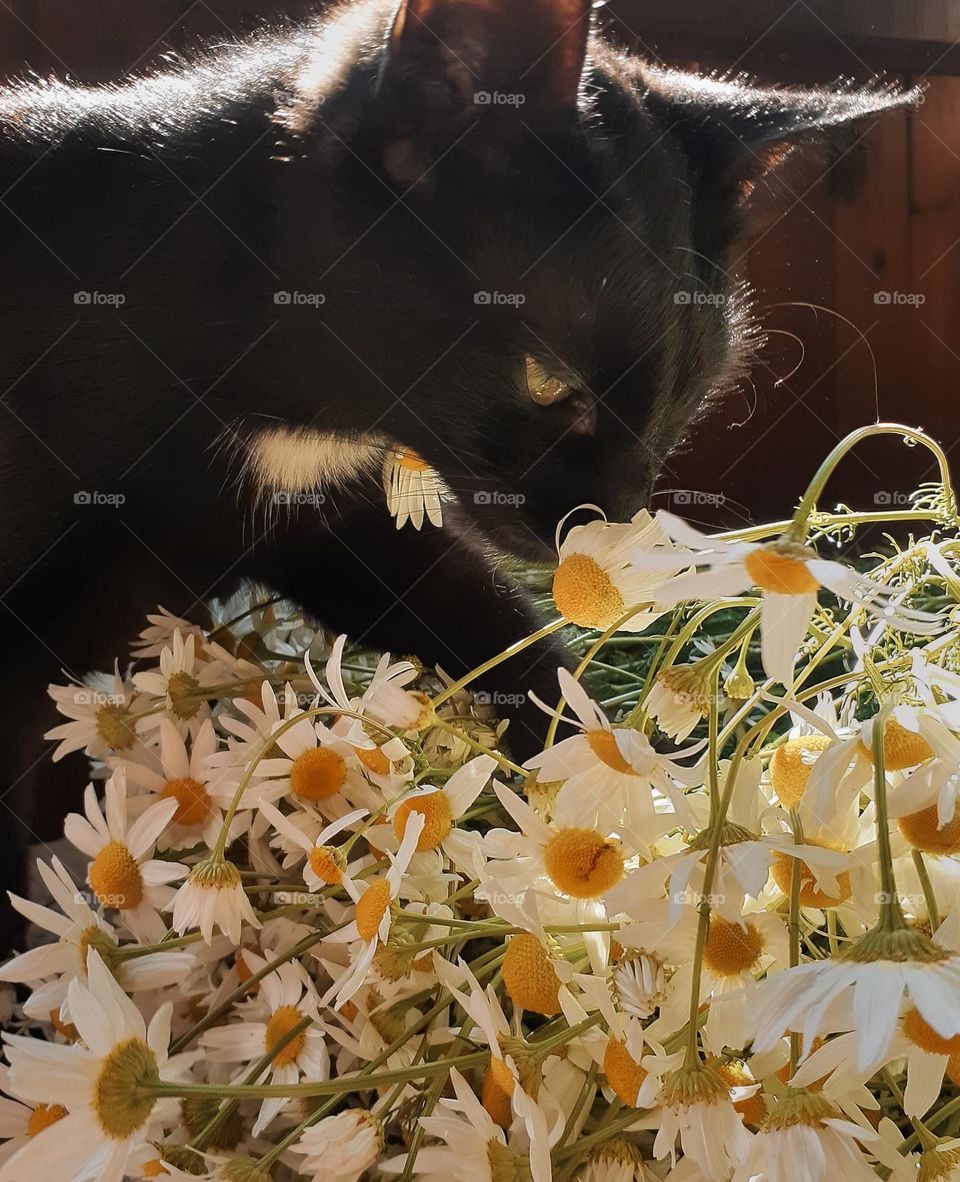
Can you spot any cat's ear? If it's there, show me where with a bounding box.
[376,0,592,160]
[645,68,918,202]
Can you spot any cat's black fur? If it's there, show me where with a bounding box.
[0,0,913,947]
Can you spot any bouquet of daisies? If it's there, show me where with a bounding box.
[5,422,960,1182]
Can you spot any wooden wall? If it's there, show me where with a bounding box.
[0,1,958,527]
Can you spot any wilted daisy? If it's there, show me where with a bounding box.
[201,957,328,1135]
[132,606,204,658]
[383,447,445,530]
[288,1110,383,1182]
[731,1090,887,1182]
[0,950,185,1182]
[654,1062,752,1179]
[64,771,187,942]
[526,669,701,832]
[171,855,261,945]
[749,928,960,1069]
[551,508,675,631]
[323,810,425,1007]
[647,514,940,684]
[644,665,716,743]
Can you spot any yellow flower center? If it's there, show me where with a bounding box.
[290,747,346,801]
[859,718,934,771]
[769,735,833,807]
[27,1103,67,1137]
[161,777,211,827]
[552,554,625,629]
[586,730,636,775]
[396,447,431,472]
[744,547,819,595]
[393,791,453,850]
[543,828,624,898]
[355,744,391,776]
[356,878,393,942]
[309,845,345,885]
[703,917,764,977]
[603,1037,647,1107]
[89,841,144,910]
[770,851,852,908]
[482,1064,514,1128]
[902,1007,960,1056]
[714,1061,766,1128]
[167,670,204,720]
[94,1037,159,1139]
[899,804,960,854]
[95,702,137,752]
[502,933,561,1016]
[264,1005,307,1067]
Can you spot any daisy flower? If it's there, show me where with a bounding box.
[323,810,425,1007]
[258,802,367,891]
[201,957,328,1135]
[0,855,193,1024]
[365,753,497,873]
[0,950,186,1182]
[551,508,675,631]
[132,606,204,658]
[132,630,225,736]
[887,712,960,837]
[748,929,960,1070]
[119,719,239,850]
[171,856,261,945]
[654,1062,753,1179]
[46,662,148,762]
[731,1090,891,1182]
[64,770,187,943]
[380,1068,536,1182]
[645,665,714,743]
[0,1063,68,1168]
[383,447,445,530]
[646,513,940,684]
[526,669,701,833]
[288,1110,383,1182]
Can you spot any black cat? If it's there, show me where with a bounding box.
[0,0,912,947]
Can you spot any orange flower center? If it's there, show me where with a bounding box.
[603,1037,647,1107]
[586,730,637,775]
[898,804,960,855]
[744,547,819,596]
[859,718,934,771]
[713,1061,765,1128]
[264,1005,307,1067]
[502,934,561,1016]
[770,851,852,908]
[290,747,346,801]
[89,841,144,910]
[482,1065,514,1128]
[309,845,345,885]
[355,744,391,776]
[902,1007,960,1056]
[552,554,626,630]
[356,878,392,942]
[703,917,764,977]
[393,791,453,850]
[27,1103,68,1137]
[769,735,833,807]
[161,777,211,827]
[543,828,624,898]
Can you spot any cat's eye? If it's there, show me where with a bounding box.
[525,357,573,406]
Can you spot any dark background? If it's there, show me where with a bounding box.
[1,0,959,528]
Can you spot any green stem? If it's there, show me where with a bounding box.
[430,618,566,708]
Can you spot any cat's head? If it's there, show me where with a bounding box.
[292,0,915,558]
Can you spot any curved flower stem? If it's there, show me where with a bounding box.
[787,807,805,1076]
[544,603,657,748]
[430,717,526,776]
[716,508,948,545]
[786,423,957,543]
[430,618,566,709]
[913,849,941,931]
